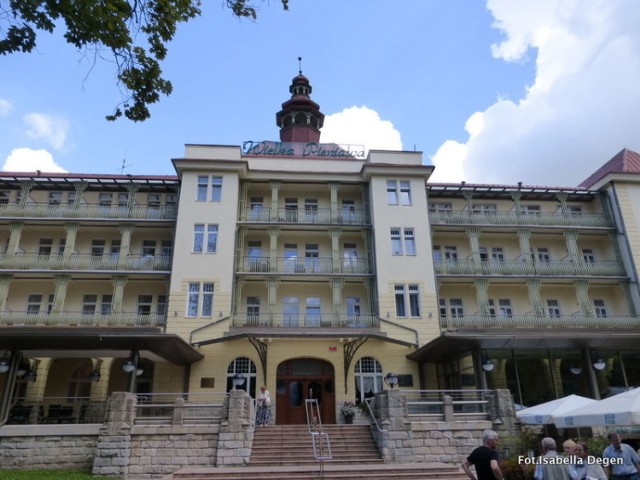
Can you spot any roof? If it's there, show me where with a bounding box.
[427,182,598,201]
[579,148,640,188]
[0,172,179,191]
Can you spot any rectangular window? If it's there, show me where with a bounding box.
[193,224,204,253]
[47,294,54,314]
[137,295,152,315]
[249,196,265,220]
[160,240,172,257]
[187,283,199,317]
[305,297,321,326]
[594,299,608,318]
[197,176,208,201]
[142,240,156,256]
[498,299,512,318]
[432,245,442,262]
[284,198,298,222]
[202,283,214,317]
[0,191,9,205]
[472,204,497,213]
[118,192,129,207]
[399,181,411,205]
[537,247,550,262]
[429,203,452,213]
[391,228,402,255]
[403,228,416,255]
[67,191,76,206]
[99,193,112,207]
[305,243,319,272]
[101,295,113,315]
[38,238,53,256]
[206,225,218,253]
[408,285,420,317]
[395,285,406,317]
[57,239,66,256]
[341,199,356,223]
[491,247,504,262]
[110,240,121,259]
[82,294,97,315]
[148,193,161,209]
[582,249,596,263]
[444,246,458,261]
[449,298,464,318]
[439,298,447,318]
[27,294,42,314]
[521,205,541,215]
[304,198,318,222]
[211,176,222,202]
[569,206,582,216]
[91,239,105,257]
[247,296,261,324]
[386,180,398,205]
[157,295,167,315]
[547,299,561,318]
[48,192,61,205]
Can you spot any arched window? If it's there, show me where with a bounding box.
[354,357,383,403]
[226,357,257,397]
[295,113,307,125]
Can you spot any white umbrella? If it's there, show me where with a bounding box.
[553,387,640,428]
[516,394,597,424]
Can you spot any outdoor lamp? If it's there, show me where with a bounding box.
[23,364,37,382]
[122,352,137,373]
[16,359,28,377]
[89,365,101,382]
[135,368,144,377]
[232,373,246,390]
[384,372,399,389]
[481,355,496,372]
[592,355,606,371]
[569,362,583,375]
[0,354,10,373]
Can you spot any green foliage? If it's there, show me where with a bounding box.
[586,435,609,457]
[341,401,356,416]
[0,0,289,121]
[0,470,93,480]
[500,457,535,480]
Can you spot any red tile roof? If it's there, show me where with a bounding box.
[579,148,640,188]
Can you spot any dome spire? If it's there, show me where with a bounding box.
[276,59,324,143]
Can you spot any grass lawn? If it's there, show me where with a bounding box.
[1,470,96,480]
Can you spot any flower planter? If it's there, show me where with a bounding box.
[344,414,354,424]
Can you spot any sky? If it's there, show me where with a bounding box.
[1,0,640,188]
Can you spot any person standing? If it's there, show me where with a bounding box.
[571,442,606,480]
[255,385,271,426]
[462,429,504,480]
[602,433,640,480]
[534,437,577,480]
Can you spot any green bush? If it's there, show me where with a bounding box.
[586,435,609,457]
[501,457,535,480]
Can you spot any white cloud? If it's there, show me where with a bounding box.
[0,99,12,117]
[430,0,640,186]
[2,148,68,173]
[322,106,403,154]
[24,112,69,150]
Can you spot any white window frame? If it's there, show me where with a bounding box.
[594,299,608,318]
[186,282,214,317]
[547,299,561,318]
[390,228,402,255]
[403,228,416,255]
[399,181,412,205]
[386,180,398,205]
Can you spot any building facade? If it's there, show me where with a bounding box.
[1,74,640,424]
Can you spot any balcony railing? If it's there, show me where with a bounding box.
[0,202,177,220]
[0,253,172,272]
[429,210,612,228]
[0,310,166,327]
[232,312,379,328]
[239,207,369,225]
[434,259,625,277]
[237,256,371,275]
[7,396,107,425]
[135,393,228,426]
[440,314,640,330]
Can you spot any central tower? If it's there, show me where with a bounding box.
[276,68,325,143]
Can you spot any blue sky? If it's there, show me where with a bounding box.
[1,0,639,186]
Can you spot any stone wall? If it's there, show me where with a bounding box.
[0,424,100,470]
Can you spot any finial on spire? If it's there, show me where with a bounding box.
[298,56,302,75]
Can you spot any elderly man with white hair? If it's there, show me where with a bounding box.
[534,437,577,480]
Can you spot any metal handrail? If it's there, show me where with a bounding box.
[439,314,640,329]
[0,202,177,220]
[364,398,386,432]
[0,253,172,271]
[428,209,612,228]
[0,310,167,327]
[231,312,379,328]
[240,207,369,225]
[434,258,625,277]
[236,256,371,274]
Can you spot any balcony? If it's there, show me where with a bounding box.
[0,311,167,327]
[0,253,172,272]
[237,256,372,275]
[440,314,640,330]
[239,207,369,225]
[231,312,379,328]
[0,202,177,221]
[429,210,612,228]
[434,259,626,277]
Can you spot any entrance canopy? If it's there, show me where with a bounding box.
[516,394,597,424]
[0,327,203,365]
[553,387,640,428]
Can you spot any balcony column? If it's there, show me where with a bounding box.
[269,181,280,221]
[575,280,592,316]
[361,230,371,272]
[111,275,129,314]
[118,224,135,268]
[7,222,24,256]
[517,229,532,265]
[563,230,581,264]
[526,279,545,316]
[556,192,569,216]
[510,191,522,218]
[90,358,114,400]
[329,182,340,222]
[330,229,342,273]
[332,278,344,320]
[474,278,490,315]
[267,278,279,321]
[239,182,248,219]
[63,223,79,261]
[236,228,247,271]
[467,228,482,266]
[268,227,279,272]
[463,191,474,221]
[126,183,140,211]
[51,274,72,313]
[72,182,88,209]
[0,274,12,312]
[18,181,35,208]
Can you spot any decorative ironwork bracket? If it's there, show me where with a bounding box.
[343,337,368,394]
[248,336,268,385]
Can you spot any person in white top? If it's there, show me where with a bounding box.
[256,385,271,426]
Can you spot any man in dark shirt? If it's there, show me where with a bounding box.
[462,429,504,480]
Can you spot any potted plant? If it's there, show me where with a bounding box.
[341,401,356,424]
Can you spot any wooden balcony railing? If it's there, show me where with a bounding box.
[232,312,379,328]
[0,202,177,220]
[440,314,640,330]
[239,207,369,225]
[237,256,372,275]
[0,253,172,272]
[429,210,612,228]
[434,259,625,277]
[0,311,167,327]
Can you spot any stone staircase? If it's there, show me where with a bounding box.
[159,424,469,480]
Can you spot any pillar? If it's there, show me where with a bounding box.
[330,229,342,272]
[216,389,255,466]
[329,182,340,222]
[526,279,545,316]
[0,274,12,313]
[111,275,129,314]
[72,182,88,209]
[18,181,34,208]
[269,181,280,221]
[467,227,482,267]
[63,223,79,261]
[7,222,23,256]
[268,227,279,272]
[517,229,532,264]
[575,280,592,316]
[474,279,490,315]
[51,275,71,314]
[117,224,135,268]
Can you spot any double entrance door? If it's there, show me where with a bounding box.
[276,358,335,424]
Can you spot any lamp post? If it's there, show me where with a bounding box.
[122,351,141,392]
[482,355,495,372]
[384,372,398,389]
[232,373,246,390]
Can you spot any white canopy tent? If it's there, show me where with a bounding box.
[516,394,597,424]
[553,387,640,428]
